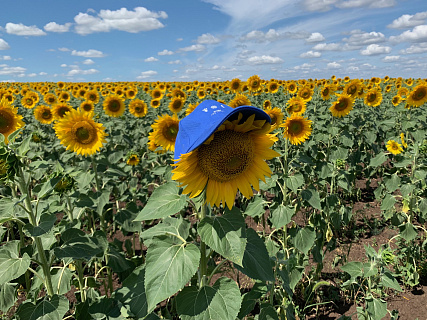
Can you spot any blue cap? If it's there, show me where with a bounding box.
[174,100,271,160]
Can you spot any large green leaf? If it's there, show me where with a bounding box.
[234,228,274,281]
[365,296,387,320]
[134,182,187,221]
[269,204,294,229]
[51,267,73,295]
[15,295,69,320]
[237,281,268,319]
[0,283,16,313]
[381,194,396,211]
[141,216,190,242]
[0,250,30,284]
[399,222,418,242]
[24,213,57,237]
[369,152,387,167]
[198,208,247,266]
[115,265,149,319]
[145,236,200,312]
[258,304,279,320]
[176,277,241,320]
[244,196,267,218]
[284,174,304,193]
[292,226,316,255]
[36,176,62,199]
[301,186,321,210]
[340,261,364,280]
[381,272,402,292]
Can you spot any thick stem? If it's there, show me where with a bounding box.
[92,156,100,192]
[198,202,208,288]
[75,260,86,302]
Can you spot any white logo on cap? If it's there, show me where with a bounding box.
[202,108,208,112]
[211,106,217,109]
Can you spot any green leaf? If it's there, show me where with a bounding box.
[107,245,134,273]
[115,265,149,319]
[141,216,190,242]
[0,283,16,313]
[399,222,418,242]
[381,272,403,292]
[15,295,69,320]
[88,297,121,319]
[384,174,401,193]
[259,174,278,190]
[176,277,241,320]
[198,209,247,266]
[24,213,57,237]
[235,228,274,281]
[340,261,364,279]
[269,204,294,229]
[134,182,187,221]
[145,236,200,312]
[284,174,304,193]
[244,196,267,218]
[53,228,107,261]
[258,304,279,320]
[0,251,30,284]
[237,281,268,319]
[365,296,387,320]
[369,152,387,167]
[36,176,62,199]
[381,194,396,211]
[301,186,321,210]
[292,226,316,255]
[16,135,32,157]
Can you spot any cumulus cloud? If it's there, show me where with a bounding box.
[300,50,321,58]
[197,33,220,44]
[389,25,427,43]
[71,49,106,58]
[343,30,386,47]
[245,55,284,65]
[168,60,182,64]
[68,67,99,76]
[306,32,325,43]
[82,59,95,65]
[240,29,309,42]
[0,55,11,60]
[74,7,167,35]
[158,49,174,56]
[327,61,341,69]
[58,47,70,52]
[399,43,427,54]
[177,44,206,52]
[360,44,391,55]
[0,65,26,76]
[387,11,427,29]
[5,23,46,36]
[313,43,343,51]
[44,22,72,33]
[0,39,10,50]
[382,55,400,62]
[144,56,159,62]
[136,70,158,79]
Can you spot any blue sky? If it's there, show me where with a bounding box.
[1,0,426,82]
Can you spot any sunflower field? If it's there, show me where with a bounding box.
[0,76,426,320]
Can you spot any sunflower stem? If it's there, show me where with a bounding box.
[198,202,208,288]
[92,155,100,192]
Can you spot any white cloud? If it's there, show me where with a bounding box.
[240,29,308,42]
[168,60,181,64]
[0,65,26,76]
[67,67,99,76]
[197,33,220,44]
[245,55,284,65]
[400,43,427,54]
[337,0,396,9]
[382,55,400,62]
[178,44,206,52]
[82,59,95,65]
[145,56,159,62]
[136,70,158,79]
[294,63,315,70]
[0,55,11,60]
[74,7,167,35]
[71,49,106,58]
[306,32,325,43]
[5,23,46,36]
[27,73,37,77]
[389,25,427,43]
[327,61,341,69]
[158,49,174,56]
[360,44,391,55]
[60,64,68,67]
[58,47,70,52]
[0,39,10,50]
[313,43,343,51]
[39,72,47,75]
[343,30,386,47]
[300,50,321,58]
[303,0,339,12]
[387,12,427,29]
[44,22,72,33]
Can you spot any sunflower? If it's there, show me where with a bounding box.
[386,140,403,155]
[229,94,251,108]
[84,90,100,104]
[103,94,125,117]
[172,113,279,209]
[44,92,58,105]
[400,133,407,148]
[129,99,148,118]
[320,84,335,100]
[197,89,206,100]
[392,95,402,106]
[34,105,54,124]
[343,79,362,98]
[267,81,279,93]
[230,78,242,93]
[21,94,37,109]
[287,81,298,94]
[281,114,312,145]
[126,153,140,166]
[80,101,95,113]
[185,103,197,116]
[397,87,409,98]
[406,84,427,107]
[247,75,262,93]
[150,114,180,152]
[52,103,73,120]
[171,88,186,100]
[297,85,313,102]
[364,87,383,107]
[330,94,354,118]
[168,97,185,114]
[0,98,25,144]
[53,108,107,157]
[58,91,71,102]
[263,106,284,129]
[286,96,306,115]
[150,98,161,109]
[151,88,164,100]
[125,87,137,99]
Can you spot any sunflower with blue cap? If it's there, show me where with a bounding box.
[172,100,280,210]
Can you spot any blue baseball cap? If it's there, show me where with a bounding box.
[174,100,271,160]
